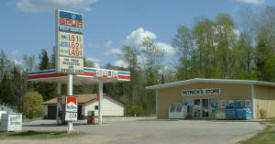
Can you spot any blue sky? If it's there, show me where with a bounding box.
[0,0,274,69]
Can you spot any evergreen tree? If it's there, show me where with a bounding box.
[36,49,56,100]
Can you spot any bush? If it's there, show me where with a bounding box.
[23,91,43,119]
[260,109,267,119]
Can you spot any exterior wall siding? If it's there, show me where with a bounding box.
[83,97,124,117]
[158,83,251,119]
[255,85,275,118]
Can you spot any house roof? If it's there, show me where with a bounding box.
[43,93,108,105]
[146,78,275,90]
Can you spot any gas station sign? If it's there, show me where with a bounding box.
[56,9,84,74]
[65,96,78,121]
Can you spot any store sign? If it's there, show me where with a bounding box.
[182,88,221,96]
[65,96,78,121]
[83,68,131,81]
[1,114,22,131]
[56,9,84,74]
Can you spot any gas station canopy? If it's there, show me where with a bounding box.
[27,67,131,84]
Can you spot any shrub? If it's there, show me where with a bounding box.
[260,109,267,119]
[23,91,43,119]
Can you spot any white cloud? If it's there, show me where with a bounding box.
[104,40,113,48]
[155,42,177,56]
[16,0,97,12]
[234,29,241,40]
[104,48,122,56]
[11,50,20,56]
[137,55,148,66]
[125,28,157,46]
[9,59,23,68]
[114,60,128,68]
[234,29,241,37]
[125,28,177,56]
[87,56,100,62]
[93,63,100,68]
[235,0,265,4]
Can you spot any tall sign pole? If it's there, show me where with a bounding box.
[56,9,84,132]
[67,74,73,131]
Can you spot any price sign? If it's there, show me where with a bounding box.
[56,10,84,74]
[65,112,77,121]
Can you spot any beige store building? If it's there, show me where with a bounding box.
[146,78,275,119]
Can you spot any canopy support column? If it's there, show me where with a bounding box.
[251,84,256,119]
[56,83,61,125]
[98,80,103,125]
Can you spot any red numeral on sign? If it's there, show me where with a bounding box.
[67,34,82,56]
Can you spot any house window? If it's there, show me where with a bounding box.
[95,105,98,110]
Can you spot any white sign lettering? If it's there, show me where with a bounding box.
[182,88,221,96]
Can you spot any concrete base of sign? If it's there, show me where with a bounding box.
[67,122,73,133]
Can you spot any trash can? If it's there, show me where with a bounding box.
[235,108,252,120]
[87,111,95,124]
[225,109,236,120]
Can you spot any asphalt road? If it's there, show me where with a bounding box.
[0,117,263,144]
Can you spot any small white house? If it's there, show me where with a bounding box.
[43,94,124,119]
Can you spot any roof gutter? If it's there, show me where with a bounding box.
[146,78,275,90]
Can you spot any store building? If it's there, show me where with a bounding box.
[146,78,275,119]
[43,94,124,119]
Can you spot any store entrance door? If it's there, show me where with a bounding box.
[193,99,201,119]
[202,99,209,119]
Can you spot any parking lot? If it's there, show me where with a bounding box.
[1,117,263,144]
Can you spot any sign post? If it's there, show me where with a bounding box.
[66,74,77,132]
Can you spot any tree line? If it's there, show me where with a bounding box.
[0,6,275,117]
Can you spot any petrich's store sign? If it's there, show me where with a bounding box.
[182,88,221,96]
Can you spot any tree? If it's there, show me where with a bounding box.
[50,46,56,69]
[140,38,164,115]
[193,18,217,78]
[232,32,255,79]
[255,31,270,80]
[215,13,237,78]
[23,55,35,72]
[0,50,7,80]
[36,49,56,100]
[121,45,141,102]
[23,91,43,119]
[172,25,194,80]
[84,57,95,67]
[0,73,11,104]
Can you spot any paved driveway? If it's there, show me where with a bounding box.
[1,117,263,144]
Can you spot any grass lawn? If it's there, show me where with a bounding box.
[241,118,275,144]
[0,130,85,139]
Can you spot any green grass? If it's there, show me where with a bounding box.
[241,118,275,144]
[267,118,275,124]
[0,130,85,139]
[241,126,275,144]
